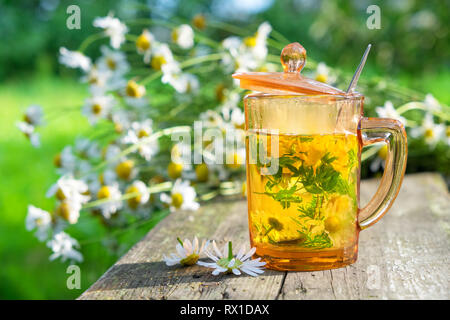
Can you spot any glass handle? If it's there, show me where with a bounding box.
[358,117,408,229]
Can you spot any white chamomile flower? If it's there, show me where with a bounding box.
[198,241,266,276]
[55,199,82,224]
[74,138,101,160]
[200,110,223,128]
[97,45,130,76]
[123,80,149,108]
[26,205,52,241]
[369,144,388,173]
[423,93,442,113]
[125,180,150,210]
[81,65,112,95]
[96,184,123,219]
[46,175,90,204]
[47,232,83,263]
[375,101,407,125]
[58,47,92,72]
[163,237,209,266]
[93,15,128,49]
[314,62,337,84]
[136,29,154,63]
[122,120,159,161]
[160,179,199,212]
[172,24,195,49]
[151,43,176,71]
[411,113,445,148]
[54,146,77,174]
[82,94,116,125]
[16,121,40,147]
[245,21,271,61]
[23,105,45,126]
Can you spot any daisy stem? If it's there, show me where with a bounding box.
[78,32,106,52]
[177,237,184,246]
[228,241,233,260]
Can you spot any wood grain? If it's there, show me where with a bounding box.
[79,173,449,300]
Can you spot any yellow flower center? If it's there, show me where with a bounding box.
[424,128,434,138]
[192,14,206,30]
[244,36,257,47]
[171,192,184,209]
[126,185,142,209]
[180,253,200,266]
[56,202,71,221]
[23,114,33,124]
[151,56,167,70]
[377,145,388,160]
[56,188,66,201]
[115,160,135,180]
[114,122,123,134]
[195,163,209,182]
[126,80,144,98]
[226,153,243,169]
[97,185,111,199]
[136,33,151,51]
[138,129,150,138]
[315,74,328,83]
[168,162,183,179]
[53,153,62,168]
[92,103,102,115]
[171,29,179,42]
[106,57,116,70]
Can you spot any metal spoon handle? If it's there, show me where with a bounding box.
[346,44,372,93]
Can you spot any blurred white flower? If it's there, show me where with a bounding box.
[82,94,116,125]
[200,110,223,128]
[136,29,155,63]
[59,47,92,72]
[46,175,90,204]
[96,184,123,219]
[375,101,406,125]
[16,121,40,148]
[93,15,128,49]
[369,144,388,173]
[125,180,150,210]
[411,113,445,148]
[198,241,266,276]
[97,45,129,76]
[23,105,45,126]
[55,146,77,175]
[314,62,336,84]
[74,138,101,160]
[163,237,209,266]
[172,24,195,49]
[160,179,199,212]
[122,120,159,161]
[81,65,112,95]
[423,94,442,113]
[26,205,52,241]
[47,232,83,263]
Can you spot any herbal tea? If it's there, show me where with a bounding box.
[246,131,360,270]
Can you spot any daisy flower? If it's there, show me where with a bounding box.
[26,205,52,241]
[58,47,92,72]
[125,180,150,210]
[423,93,442,113]
[160,179,199,212]
[46,175,90,204]
[54,146,77,175]
[93,15,128,49]
[16,121,40,147]
[55,199,82,224]
[375,101,407,125]
[314,62,337,84]
[74,138,101,160]
[200,110,223,128]
[23,105,45,126]
[82,94,116,125]
[96,184,123,219]
[198,241,266,276]
[81,65,112,95]
[136,29,154,63]
[97,45,129,77]
[411,113,445,148]
[122,120,159,161]
[47,232,83,263]
[123,80,149,108]
[163,237,209,266]
[172,24,195,49]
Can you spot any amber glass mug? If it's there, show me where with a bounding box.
[244,93,407,271]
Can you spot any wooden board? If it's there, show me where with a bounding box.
[79,173,450,300]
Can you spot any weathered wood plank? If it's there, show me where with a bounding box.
[79,173,449,300]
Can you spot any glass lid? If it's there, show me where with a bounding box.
[232,42,345,95]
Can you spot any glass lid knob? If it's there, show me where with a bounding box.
[280,42,306,73]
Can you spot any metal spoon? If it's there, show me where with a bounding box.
[347,44,372,93]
